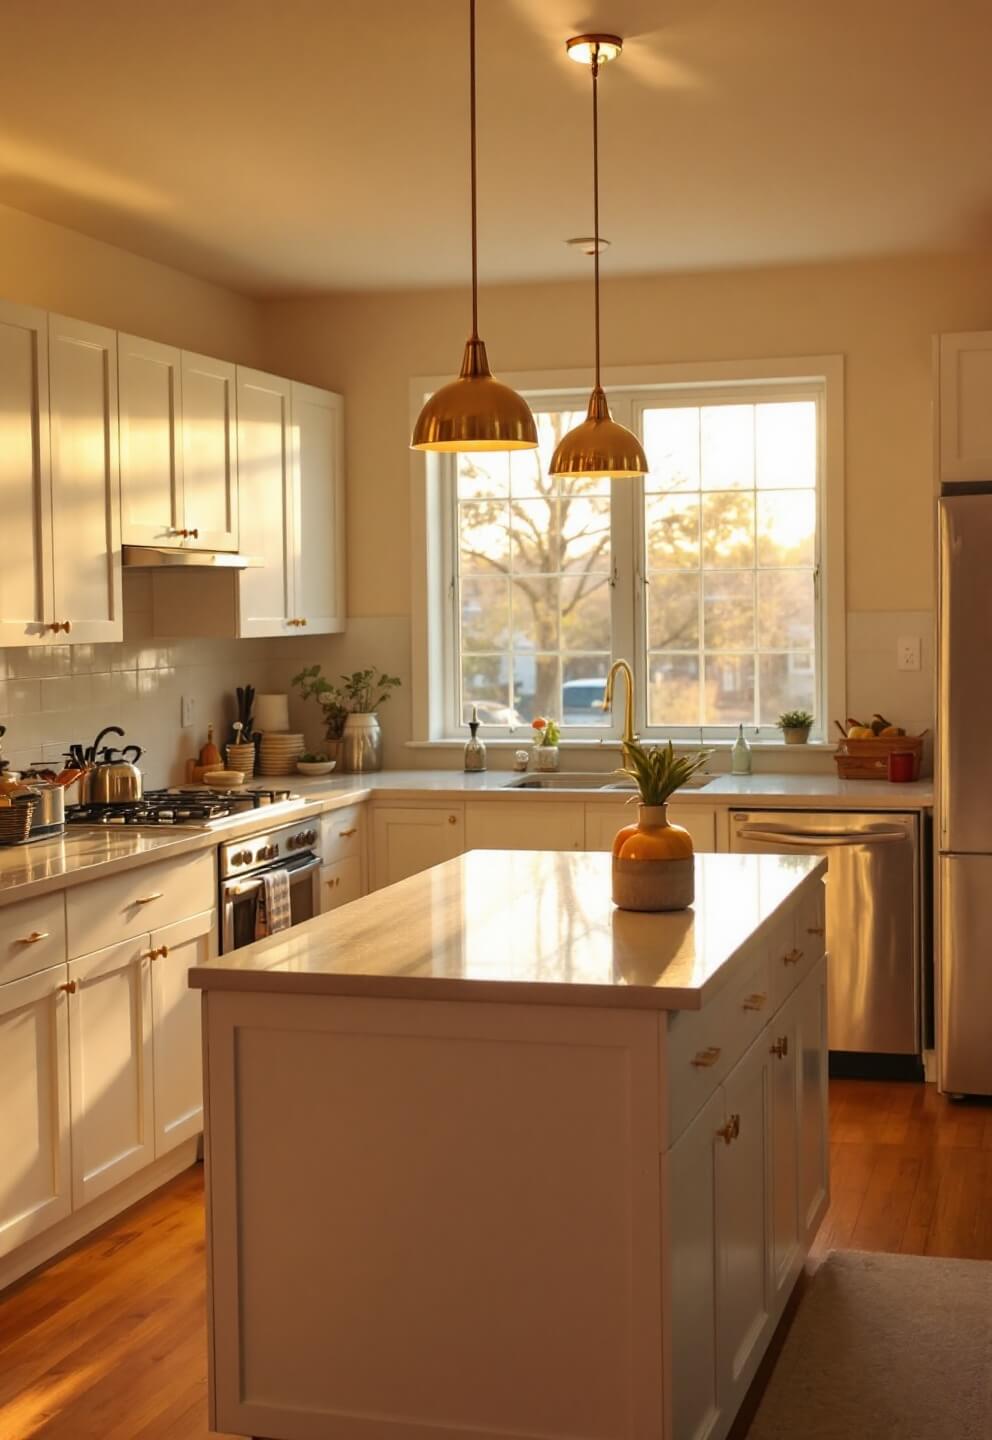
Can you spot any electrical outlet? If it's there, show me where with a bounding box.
[896,636,921,672]
[181,696,196,728]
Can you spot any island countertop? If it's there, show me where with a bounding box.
[190,849,826,1011]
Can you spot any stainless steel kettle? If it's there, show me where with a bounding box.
[79,744,144,804]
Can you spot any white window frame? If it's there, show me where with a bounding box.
[409,356,845,750]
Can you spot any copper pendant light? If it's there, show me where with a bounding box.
[550,35,647,480]
[411,0,537,453]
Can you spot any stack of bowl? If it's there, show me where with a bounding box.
[258,732,305,777]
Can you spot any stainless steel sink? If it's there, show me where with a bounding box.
[503,772,714,793]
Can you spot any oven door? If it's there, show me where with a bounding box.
[220,852,321,953]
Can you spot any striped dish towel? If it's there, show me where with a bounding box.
[257,868,292,939]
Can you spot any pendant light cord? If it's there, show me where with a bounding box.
[469,0,479,341]
[592,52,601,388]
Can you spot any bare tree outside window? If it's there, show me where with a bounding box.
[456,411,613,727]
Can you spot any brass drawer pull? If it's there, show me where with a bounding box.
[742,992,767,1011]
[770,1036,789,1059]
[142,945,169,961]
[21,931,50,944]
[783,948,804,966]
[807,925,825,936]
[691,1046,722,1069]
[716,1113,741,1145]
[58,980,77,995]
[326,877,341,888]
[448,815,458,825]
[338,827,358,838]
[135,892,164,905]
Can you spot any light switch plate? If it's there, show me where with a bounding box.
[181,695,196,728]
[896,635,921,671]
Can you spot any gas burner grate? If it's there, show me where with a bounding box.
[65,786,299,829]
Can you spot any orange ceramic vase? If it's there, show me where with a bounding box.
[612,803,695,911]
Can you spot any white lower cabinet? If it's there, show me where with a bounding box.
[372,805,465,889]
[68,937,155,1208]
[667,956,828,1440]
[0,966,72,1260]
[465,800,584,852]
[149,910,215,1157]
[585,802,719,853]
[320,858,363,913]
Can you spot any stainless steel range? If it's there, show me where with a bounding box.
[65,787,299,830]
[219,818,322,952]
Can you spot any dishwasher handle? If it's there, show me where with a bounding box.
[736,825,907,848]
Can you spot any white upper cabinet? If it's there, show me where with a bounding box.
[48,314,122,644]
[237,367,295,637]
[182,351,238,551]
[938,332,992,484]
[118,333,183,547]
[0,300,53,646]
[291,381,345,634]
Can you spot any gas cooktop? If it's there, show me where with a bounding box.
[65,787,302,830]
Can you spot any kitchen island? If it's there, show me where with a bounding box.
[191,849,828,1440]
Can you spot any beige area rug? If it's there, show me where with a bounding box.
[748,1250,992,1439]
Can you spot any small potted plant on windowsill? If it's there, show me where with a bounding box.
[778,709,814,745]
[531,716,561,772]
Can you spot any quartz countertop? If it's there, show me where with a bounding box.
[283,767,934,811]
[190,850,827,1011]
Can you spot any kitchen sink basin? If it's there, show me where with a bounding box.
[503,772,714,793]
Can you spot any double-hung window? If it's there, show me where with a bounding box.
[424,363,840,746]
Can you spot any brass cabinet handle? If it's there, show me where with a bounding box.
[691,1046,722,1068]
[339,827,357,838]
[742,992,767,1011]
[716,1113,741,1145]
[783,948,804,966]
[177,527,200,539]
[807,925,825,936]
[326,877,341,889]
[21,931,50,944]
[58,980,77,995]
[135,892,164,905]
[448,815,458,825]
[770,1036,789,1059]
[48,620,71,633]
[142,945,169,961]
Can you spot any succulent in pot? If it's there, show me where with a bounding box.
[778,709,814,745]
[611,741,712,912]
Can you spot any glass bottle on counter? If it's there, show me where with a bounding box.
[464,706,487,772]
[731,723,752,775]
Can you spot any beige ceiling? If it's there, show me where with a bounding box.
[3,0,991,296]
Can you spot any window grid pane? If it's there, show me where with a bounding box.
[456,409,612,730]
[643,398,818,731]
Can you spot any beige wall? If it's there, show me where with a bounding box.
[260,252,992,620]
[0,201,265,362]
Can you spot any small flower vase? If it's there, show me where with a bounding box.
[612,803,695,911]
[534,744,560,773]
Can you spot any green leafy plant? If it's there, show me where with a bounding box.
[341,668,402,714]
[291,666,350,741]
[778,710,814,731]
[616,740,712,806]
[300,751,330,763]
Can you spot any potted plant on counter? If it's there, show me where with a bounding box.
[339,669,401,773]
[291,666,350,763]
[777,709,814,745]
[612,741,711,911]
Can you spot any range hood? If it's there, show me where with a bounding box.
[122,545,261,569]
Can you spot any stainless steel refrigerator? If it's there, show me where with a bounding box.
[938,493,992,1096]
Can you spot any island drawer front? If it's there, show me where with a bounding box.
[321,806,363,866]
[0,892,67,984]
[66,851,216,958]
[770,880,824,1010]
[666,945,772,1144]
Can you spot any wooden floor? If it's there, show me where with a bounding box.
[1,1079,990,1440]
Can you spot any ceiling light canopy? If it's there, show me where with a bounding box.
[411,0,537,454]
[551,33,647,480]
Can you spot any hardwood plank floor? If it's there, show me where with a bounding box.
[1,1079,989,1440]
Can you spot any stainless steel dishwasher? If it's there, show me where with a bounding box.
[730,811,920,1066]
